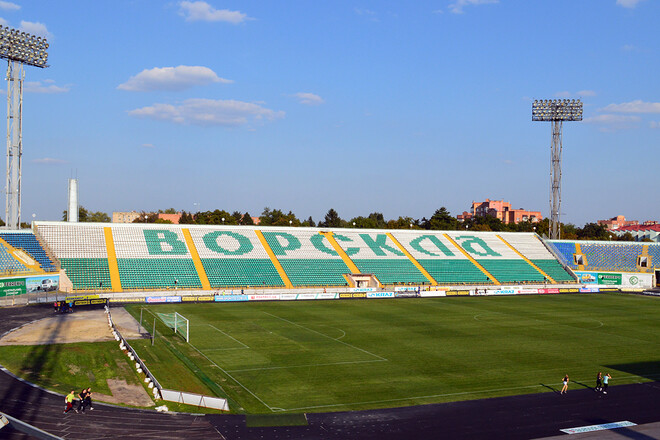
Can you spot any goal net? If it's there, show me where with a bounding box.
[156,311,190,342]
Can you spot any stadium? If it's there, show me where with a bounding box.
[1,2,660,439]
[0,221,659,438]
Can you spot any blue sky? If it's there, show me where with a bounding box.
[2,0,658,225]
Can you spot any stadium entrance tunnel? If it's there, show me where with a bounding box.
[345,273,380,288]
[605,361,660,382]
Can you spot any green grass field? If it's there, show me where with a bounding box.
[125,293,660,414]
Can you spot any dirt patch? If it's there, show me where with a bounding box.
[0,307,154,407]
[0,308,148,345]
[93,379,155,407]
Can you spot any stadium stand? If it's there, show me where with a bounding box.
[548,240,660,273]
[260,229,350,287]
[0,231,56,272]
[34,222,580,292]
[113,225,202,290]
[0,241,30,274]
[329,231,429,285]
[191,227,284,288]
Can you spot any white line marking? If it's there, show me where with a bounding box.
[203,347,250,352]
[277,372,660,412]
[187,342,274,412]
[262,311,388,361]
[139,306,273,411]
[207,324,250,348]
[228,359,386,373]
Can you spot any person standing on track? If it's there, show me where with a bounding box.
[603,373,611,394]
[561,374,569,394]
[596,371,603,392]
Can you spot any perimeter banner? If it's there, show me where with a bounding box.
[0,278,26,297]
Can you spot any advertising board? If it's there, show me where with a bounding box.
[146,296,181,304]
[0,278,27,297]
[574,271,653,289]
[26,275,59,293]
[214,295,249,302]
[366,292,394,299]
[420,291,446,297]
[248,294,280,301]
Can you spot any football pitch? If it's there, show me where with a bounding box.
[125,293,660,414]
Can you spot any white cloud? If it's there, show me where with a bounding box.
[0,17,7,26]
[583,114,641,131]
[577,90,597,97]
[141,143,156,148]
[622,44,639,52]
[24,81,69,94]
[650,121,660,129]
[33,157,67,164]
[118,66,232,92]
[128,98,284,127]
[616,0,645,8]
[601,100,660,114]
[178,1,251,23]
[19,21,50,38]
[449,0,498,14]
[293,92,324,106]
[0,1,19,11]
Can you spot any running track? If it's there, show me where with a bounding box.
[1,305,659,439]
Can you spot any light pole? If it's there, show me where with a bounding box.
[0,25,49,229]
[532,99,583,240]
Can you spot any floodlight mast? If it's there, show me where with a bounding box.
[532,99,582,240]
[0,25,49,229]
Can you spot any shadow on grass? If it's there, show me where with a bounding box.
[1,305,67,424]
[605,361,660,382]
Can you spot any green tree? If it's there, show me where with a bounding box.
[178,211,192,224]
[88,211,111,223]
[577,222,609,240]
[319,208,344,228]
[240,212,255,225]
[301,216,316,227]
[387,216,418,229]
[259,207,299,226]
[196,210,236,225]
[424,207,459,230]
[62,206,110,222]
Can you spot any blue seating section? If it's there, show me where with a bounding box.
[0,231,56,272]
[0,242,29,274]
[548,240,660,272]
[546,241,576,268]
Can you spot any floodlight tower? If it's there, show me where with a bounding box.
[532,99,582,240]
[0,25,49,229]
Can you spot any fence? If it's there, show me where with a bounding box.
[106,306,229,411]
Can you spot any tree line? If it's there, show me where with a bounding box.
[56,205,646,241]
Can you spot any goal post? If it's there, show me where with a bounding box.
[173,312,190,343]
[155,311,190,343]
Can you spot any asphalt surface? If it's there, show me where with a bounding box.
[1,304,659,440]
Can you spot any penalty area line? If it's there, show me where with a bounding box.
[262,311,387,362]
[187,341,275,412]
[206,324,250,349]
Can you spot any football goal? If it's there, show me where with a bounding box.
[156,311,190,342]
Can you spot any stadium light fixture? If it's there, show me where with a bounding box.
[532,99,583,240]
[0,24,49,230]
